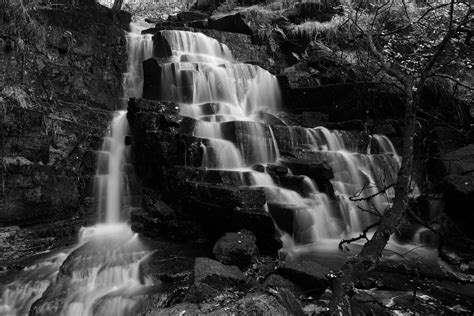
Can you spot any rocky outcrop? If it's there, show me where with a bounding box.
[0,3,130,267]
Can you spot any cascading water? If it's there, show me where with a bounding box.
[0,19,425,316]
[152,29,408,252]
[0,22,153,315]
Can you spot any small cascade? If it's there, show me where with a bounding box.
[95,111,132,223]
[149,28,406,251]
[0,23,154,315]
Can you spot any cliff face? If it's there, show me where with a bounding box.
[0,3,130,266]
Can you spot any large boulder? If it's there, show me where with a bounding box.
[208,12,253,35]
[213,230,259,268]
[275,258,331,297]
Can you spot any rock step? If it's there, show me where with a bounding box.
[175,166,325,198]
[267,203,315,244]
[180,181,266,209]
[176,181,280,252]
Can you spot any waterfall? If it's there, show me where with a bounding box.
[153,29,403,251]
[0,23,153,315]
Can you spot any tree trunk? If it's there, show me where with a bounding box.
[330,83,419,315]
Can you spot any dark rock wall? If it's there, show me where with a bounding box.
[0,4,130,266]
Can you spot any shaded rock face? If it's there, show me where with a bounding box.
[0,4,130,266]
[184,257,246,303]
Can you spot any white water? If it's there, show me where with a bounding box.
[0,22,424,315]
[153,29,410,252]
[0,23,154,315]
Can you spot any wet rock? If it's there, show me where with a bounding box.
[143,58,163,100]
[267,203,295,235]
[193,257,245,288]
[153,32,173,58]
[279,159,333,181]
[182,182,266,209]
[263,274,303,297]
[266,164,289,176]
[213,230,258,268]
[251,164,265,173]
[275,258,330,297]
[140,241,210,285]
[257,111,287,126]
[231,207,281,254]
[267,203,314,244]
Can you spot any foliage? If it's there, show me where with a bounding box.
[0,0,46,48]
[287,15,345,40]
[215,0,239,13]
[340,0,472,79]
[98,0,191,20]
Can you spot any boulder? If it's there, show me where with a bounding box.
[251,164,265,173]
[193,257,246,289]
[231,207,281,254]
[266,164,289,176]
[275,258,330,297]
[208,12,253,35]
[213,230,258,268]
[263,274,303,297]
